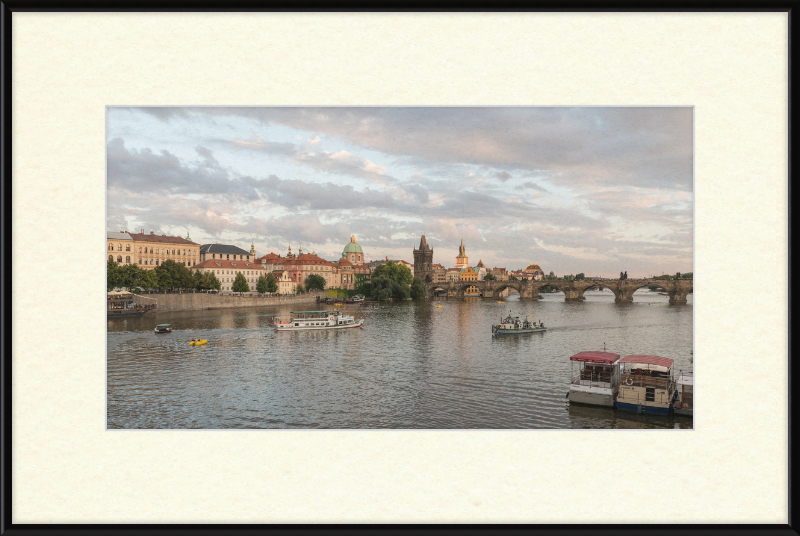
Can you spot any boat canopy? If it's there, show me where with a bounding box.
[107,290,132,296]
[677,374,694,386]
[618,355,674,369]
[156,324,171,327]
[632,363,670,373]
[290,311,332,314]
[569,351,620,364]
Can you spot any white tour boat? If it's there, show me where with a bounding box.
[273,310,364,331]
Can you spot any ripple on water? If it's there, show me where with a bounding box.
[107,294,692,428]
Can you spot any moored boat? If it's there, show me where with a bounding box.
[567,351,621,407]
[491,312,545,335]
[616,355,677,415]
[674,371,693,416]
[154,324,172,334]
[273,310,363,331]
[107,291,156,317]
[189,339,207,346]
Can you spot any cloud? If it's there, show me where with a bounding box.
[495,171,512,181]
[308,134,321,145]
[523,182,548,193]
[135,106,692,191]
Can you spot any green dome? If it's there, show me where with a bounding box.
[343,236,363,254]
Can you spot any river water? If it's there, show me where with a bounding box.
[107,289,693,429]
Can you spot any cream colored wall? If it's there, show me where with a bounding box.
[106,239,134,265]
[134,240,200,270]
[192,264,265,293]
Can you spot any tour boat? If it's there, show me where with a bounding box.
[273,310,363,331]
[674,371,693,417]
[107,291,156,317]
[616,355,677,415]
[491,312,545,335]
[567,351,621,407]
[352,294,365,303]
[154,324,172,334]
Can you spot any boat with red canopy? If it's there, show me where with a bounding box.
[616,355,677,415]
[567,351,621,407]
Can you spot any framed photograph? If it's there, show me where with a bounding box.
[5,8,789,528]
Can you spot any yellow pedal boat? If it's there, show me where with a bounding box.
[189,339,207,346]
[496,301,505,303]
[435,305,442,308]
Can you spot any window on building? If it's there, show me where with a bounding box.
[156,259,160,265]
[117,255,122,262]
[117,243,122,251]
[108,255,113,261]
[126,256,130,263]
[108,244,113,251]
[227,254,230,260]
[126,244,131,251]
[138,258,142,264]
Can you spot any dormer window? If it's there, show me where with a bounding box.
[214,261,221,267]
[245,263,251,267]
[231,262,237,267]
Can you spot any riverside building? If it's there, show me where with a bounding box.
[108,230,200,269]
[191,258,265,294]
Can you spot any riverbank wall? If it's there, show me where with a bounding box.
[133,291,324,313]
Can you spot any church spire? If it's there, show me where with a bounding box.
[250,236,256,257]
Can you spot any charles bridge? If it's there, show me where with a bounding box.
[424,278,693,304]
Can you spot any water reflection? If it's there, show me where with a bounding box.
[108,291,692,429]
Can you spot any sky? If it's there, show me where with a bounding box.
[106,107,693,278]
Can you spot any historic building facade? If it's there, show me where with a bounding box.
[525,263,545,280]
[412,233,434,283]
[191,258,265,294]
[109,230,200,270]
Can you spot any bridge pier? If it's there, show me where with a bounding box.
[668,291,689,304]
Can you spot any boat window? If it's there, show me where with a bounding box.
[645,387,655,402]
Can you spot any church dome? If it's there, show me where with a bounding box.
[342,235,363,254]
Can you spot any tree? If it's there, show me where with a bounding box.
[256,275,269,295]
[296,284,304,293]
[508,275,518,281]
[232,272,250,295]
[483,273,495,281]
[107,259,120,291]
[155,259,194,290]
[265,273,278,293]
[410,277,426,299]
[371,260,412,286]
[575,273,585,280]
[549,271,555,278]
[304,274,326,291]
[370,275,409,301]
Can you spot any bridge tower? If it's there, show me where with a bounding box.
[413,234,434,283]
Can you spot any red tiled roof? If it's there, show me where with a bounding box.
[570,351,620,364]
[128,232,198,245]
[618,355,674,368]
[257,253,283,262]
[339,258,352,266]
[192,259,265,270]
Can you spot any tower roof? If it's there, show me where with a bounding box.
[417,234,432,251]
[343,235,363,254]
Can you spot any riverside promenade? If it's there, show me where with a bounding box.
[132,291,324,313]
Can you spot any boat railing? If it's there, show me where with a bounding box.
[572,371,614,389]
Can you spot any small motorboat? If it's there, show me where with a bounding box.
[189,339,207,346]
[435,305,442,308]
[154,324,172,334]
